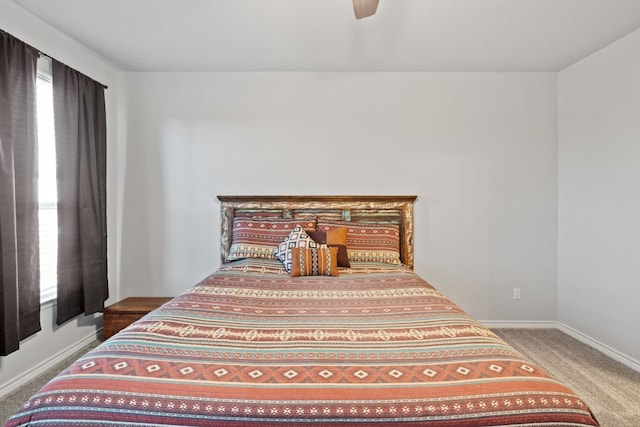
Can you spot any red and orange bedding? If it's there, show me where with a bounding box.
[6,259,599,426]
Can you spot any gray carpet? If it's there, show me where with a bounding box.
[0,340,100,425]
[2,330,639,426]
[494,328,640,427]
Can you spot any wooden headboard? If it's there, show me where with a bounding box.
[217,195,417,269]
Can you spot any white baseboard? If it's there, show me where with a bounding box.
[0,329,101,400]
[481,320,640,373]
[480,320,558,329]
[557,323,640,373]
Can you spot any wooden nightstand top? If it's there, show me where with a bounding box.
[102,297,173,340]
[104,297,173,314]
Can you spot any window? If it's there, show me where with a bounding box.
[36,56,58,304]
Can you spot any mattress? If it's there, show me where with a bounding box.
[6,259,599,426]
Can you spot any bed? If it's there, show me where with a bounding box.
[6,195,600,427]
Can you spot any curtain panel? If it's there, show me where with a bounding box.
[52,60,108,325]
[0,30,41,356]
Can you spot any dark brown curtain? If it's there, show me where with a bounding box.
[0,30,41,356]
[52,60,108,325]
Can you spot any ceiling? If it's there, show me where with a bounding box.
[13,0,640,72]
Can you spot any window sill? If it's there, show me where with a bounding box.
[41,298,56,309]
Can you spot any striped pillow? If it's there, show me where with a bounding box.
[227,218,317,261]
[317,220,401,265]
[290,246,339,277]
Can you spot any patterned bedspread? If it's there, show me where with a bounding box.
[7,259,599,426]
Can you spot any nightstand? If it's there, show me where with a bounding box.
[102,297,172,339]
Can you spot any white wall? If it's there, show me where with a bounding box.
[558,29,640,363]
[0,0,120,396]
[118,71,559,322]
[2,0,639,401]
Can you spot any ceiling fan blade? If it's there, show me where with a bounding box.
[353,0,379,19]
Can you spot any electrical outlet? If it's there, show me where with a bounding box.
[513,288,521,300]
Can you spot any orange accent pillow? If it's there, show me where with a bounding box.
[307,228,350,268]
[289,246,339,277]
[326,227,347,245]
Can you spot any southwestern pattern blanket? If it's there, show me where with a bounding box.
[6,259,599,426]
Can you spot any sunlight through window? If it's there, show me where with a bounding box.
[37,57,57,304]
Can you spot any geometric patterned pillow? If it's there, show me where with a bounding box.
[317,220,401,265]
[289,246,339,277]
[274,225,319,273]
[227,218,317,261]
